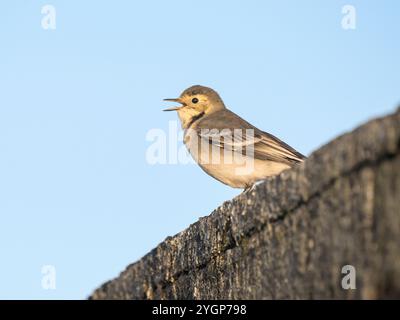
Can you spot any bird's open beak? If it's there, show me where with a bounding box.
[163,98,185,111]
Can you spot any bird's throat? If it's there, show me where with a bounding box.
[180,111,205,129]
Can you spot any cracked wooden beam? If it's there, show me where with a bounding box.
[90,108,400,300]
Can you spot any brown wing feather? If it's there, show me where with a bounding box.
[196,109,306,166]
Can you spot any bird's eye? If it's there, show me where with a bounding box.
[192,97,199,104]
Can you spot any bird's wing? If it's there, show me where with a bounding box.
[196,109,306,165]
[253,130,306,164]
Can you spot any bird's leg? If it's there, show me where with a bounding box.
[242,183,256,194]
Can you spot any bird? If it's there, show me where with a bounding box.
[163,85,306,191]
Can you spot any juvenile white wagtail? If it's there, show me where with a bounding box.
[164,85,306,190]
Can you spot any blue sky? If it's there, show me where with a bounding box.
[0,1,399,299]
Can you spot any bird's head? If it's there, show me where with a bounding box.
[163,85,226,128]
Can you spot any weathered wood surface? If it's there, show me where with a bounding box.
[91,108,400,299]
